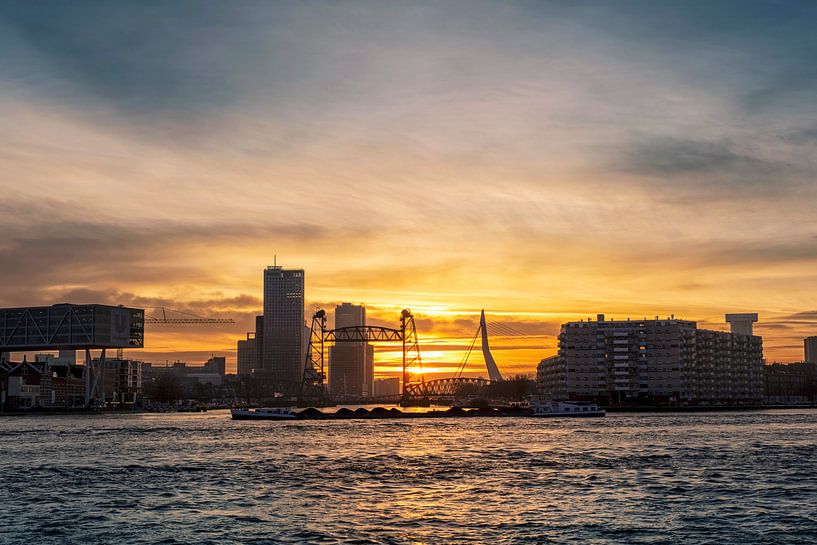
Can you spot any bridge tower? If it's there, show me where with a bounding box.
[300,309,328,404]
[400,309,424,404]
[480,309,504,382]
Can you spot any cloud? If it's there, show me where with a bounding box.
[775,311,817,322]
[2,1,817,365]
[0,196,331,307]
[620,137,777,178]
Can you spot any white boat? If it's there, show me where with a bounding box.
[531,400,605,417]
[231,407,297,420]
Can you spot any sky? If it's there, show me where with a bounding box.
[1,1,816,375]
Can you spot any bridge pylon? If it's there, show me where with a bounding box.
[299,309,328,405]
[400,309,426,406]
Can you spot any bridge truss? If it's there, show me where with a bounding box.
[403,377,491,398]
[300,308,424,405]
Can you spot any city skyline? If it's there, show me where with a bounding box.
[2,2,816,370]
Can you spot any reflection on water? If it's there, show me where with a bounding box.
[1,410,817,544]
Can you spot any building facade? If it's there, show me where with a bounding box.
[373,377,400,398]
[537,314,764,405]
[262,265,305,383]
[96,358,143,405]
[329,303,374,397]
[806,336,817,365]
[764,362,816,404]
[237,333,257,376]
[255,315,264,373]
[2,357,86,409]
[694,329,763,403]
[204,356,226,375]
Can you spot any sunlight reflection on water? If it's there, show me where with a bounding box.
[1,409,817,544]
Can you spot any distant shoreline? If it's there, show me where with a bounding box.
[2,404,816,418]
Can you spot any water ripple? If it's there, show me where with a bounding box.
[1,409,817,544]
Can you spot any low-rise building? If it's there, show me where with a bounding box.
[764,362,816,404]
[92,358,143,405]
[2,356,86,409]
[373,377,400,398]
[204,356,226,375]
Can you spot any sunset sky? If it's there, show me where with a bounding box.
[2,1,816,375]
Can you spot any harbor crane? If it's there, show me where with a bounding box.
[144,307,235,325]
[116,307,235,360]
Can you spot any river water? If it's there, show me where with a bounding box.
[1,409,816,544]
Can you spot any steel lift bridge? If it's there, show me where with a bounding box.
[300,308,508,405]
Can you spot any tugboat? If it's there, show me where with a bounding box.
[530,400,605,418]
[231,407,297,420]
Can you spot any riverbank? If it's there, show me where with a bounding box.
[3,404,816,417]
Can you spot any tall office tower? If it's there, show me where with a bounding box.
[262,265,305,383]
[329,303,374,397]
[254,315,264,373]
[237,333,256,376]
[806,336,817,364]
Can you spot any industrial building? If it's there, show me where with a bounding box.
[0,304,144,353]
[329,303,374,398]
[537,313,764,405]
[262,265,305,383]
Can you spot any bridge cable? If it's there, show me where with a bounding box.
[454,324,481,379]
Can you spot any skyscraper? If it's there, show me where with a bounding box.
[806,336,817,364]
[262,265,305,383]
[329,303,374,397]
